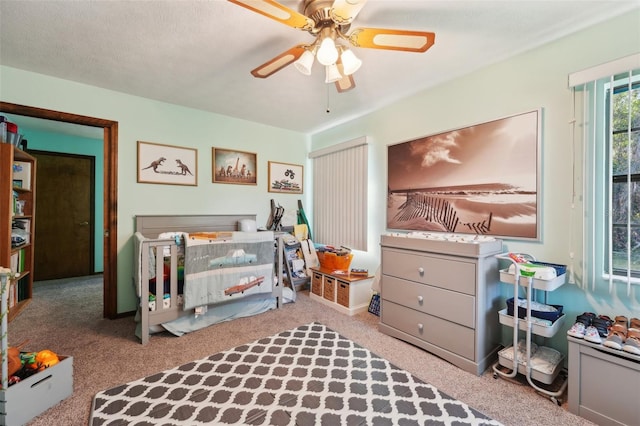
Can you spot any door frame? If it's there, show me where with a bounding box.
[0,102,118,319]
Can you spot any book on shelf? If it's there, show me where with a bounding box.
[13,160,32,190]
[9,280,17,308]
[10,248,26,273]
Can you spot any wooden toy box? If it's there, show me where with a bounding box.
[0,355,73,425]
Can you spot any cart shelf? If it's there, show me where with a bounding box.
[499,269,566,291]
[498,309,566,338]
[498,344,565,385]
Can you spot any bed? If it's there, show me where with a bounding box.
[133,214,287,345]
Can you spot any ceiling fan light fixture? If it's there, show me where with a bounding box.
[294,49,315,75]
[317,34,338,66]
[340,48,362,76]
[325,64,342,83]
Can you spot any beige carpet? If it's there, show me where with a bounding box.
[7,276,595,426]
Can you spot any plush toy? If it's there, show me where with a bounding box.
[7,346,22,377]
[35,349,59,370]
[20,351,38,370]
[6,340,29,378]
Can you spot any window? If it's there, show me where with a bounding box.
[608,79,640,279]
[569,54,640,293]
[309,137,368,251]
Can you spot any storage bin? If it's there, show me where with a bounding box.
[498,308,565,337]
[336,280,350,307]
[317,252,353,271]
[498,345,563,385]
[311,271,323,296]
[323,276,336,302]
[1,355,73,425]
[506,297,563,322]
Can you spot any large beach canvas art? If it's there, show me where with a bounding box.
[387,109,541,240]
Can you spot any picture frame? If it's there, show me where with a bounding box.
[12,179,22,189]
[137,141,197,186]
[212,147,257,185]
[268,161,303,194]
[387,109,541,241]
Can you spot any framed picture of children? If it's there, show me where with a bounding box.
[212,147,258,185]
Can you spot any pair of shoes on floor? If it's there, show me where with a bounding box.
[567,312,612,344]
[603,316,640,354]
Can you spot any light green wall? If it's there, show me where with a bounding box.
[1,10,638,355]
[310,10,640,354]
[7,126,105,273]
[0,68,310,313]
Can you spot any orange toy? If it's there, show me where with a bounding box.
[35,350,59,370]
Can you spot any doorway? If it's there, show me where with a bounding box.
[0,101,118,319]
[32,151,95,280]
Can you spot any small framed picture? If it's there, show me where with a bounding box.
[137,141,197,186]
[268,161,303,194]
[212,147,258,185]
[12,179,23,189]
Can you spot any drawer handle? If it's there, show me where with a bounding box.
[417,295,424,304]
[417,267,424,275]
[417,323,424,332]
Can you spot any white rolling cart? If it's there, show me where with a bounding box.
[492,253,568,405]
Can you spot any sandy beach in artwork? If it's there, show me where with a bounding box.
[387,192,537,239]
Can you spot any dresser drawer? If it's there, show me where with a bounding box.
[311,271,323,296]
[382,248,476,295]
[381,275,475,328]
[382,300,475,360]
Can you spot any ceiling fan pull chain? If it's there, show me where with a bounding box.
[326,84,331,114]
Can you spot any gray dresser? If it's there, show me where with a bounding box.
[379,234,503,375]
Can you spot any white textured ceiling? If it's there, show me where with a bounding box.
[1,0,638,135]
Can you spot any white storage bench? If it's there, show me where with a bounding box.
[568,336,640,425]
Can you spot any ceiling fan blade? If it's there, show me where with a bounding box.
[228,0,314,30]
[335,74,355,93]
[250,45,306,78]
[330,0,368,25]
[347,28,435,52]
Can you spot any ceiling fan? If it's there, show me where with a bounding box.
[228,0,436,92]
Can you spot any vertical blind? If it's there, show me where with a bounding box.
[569,53,640,295]
[310,137,368,251]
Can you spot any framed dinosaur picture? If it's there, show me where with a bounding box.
[212,147,257,185]
[137,141,198,186]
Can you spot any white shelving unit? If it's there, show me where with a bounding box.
[492,253,568,405]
